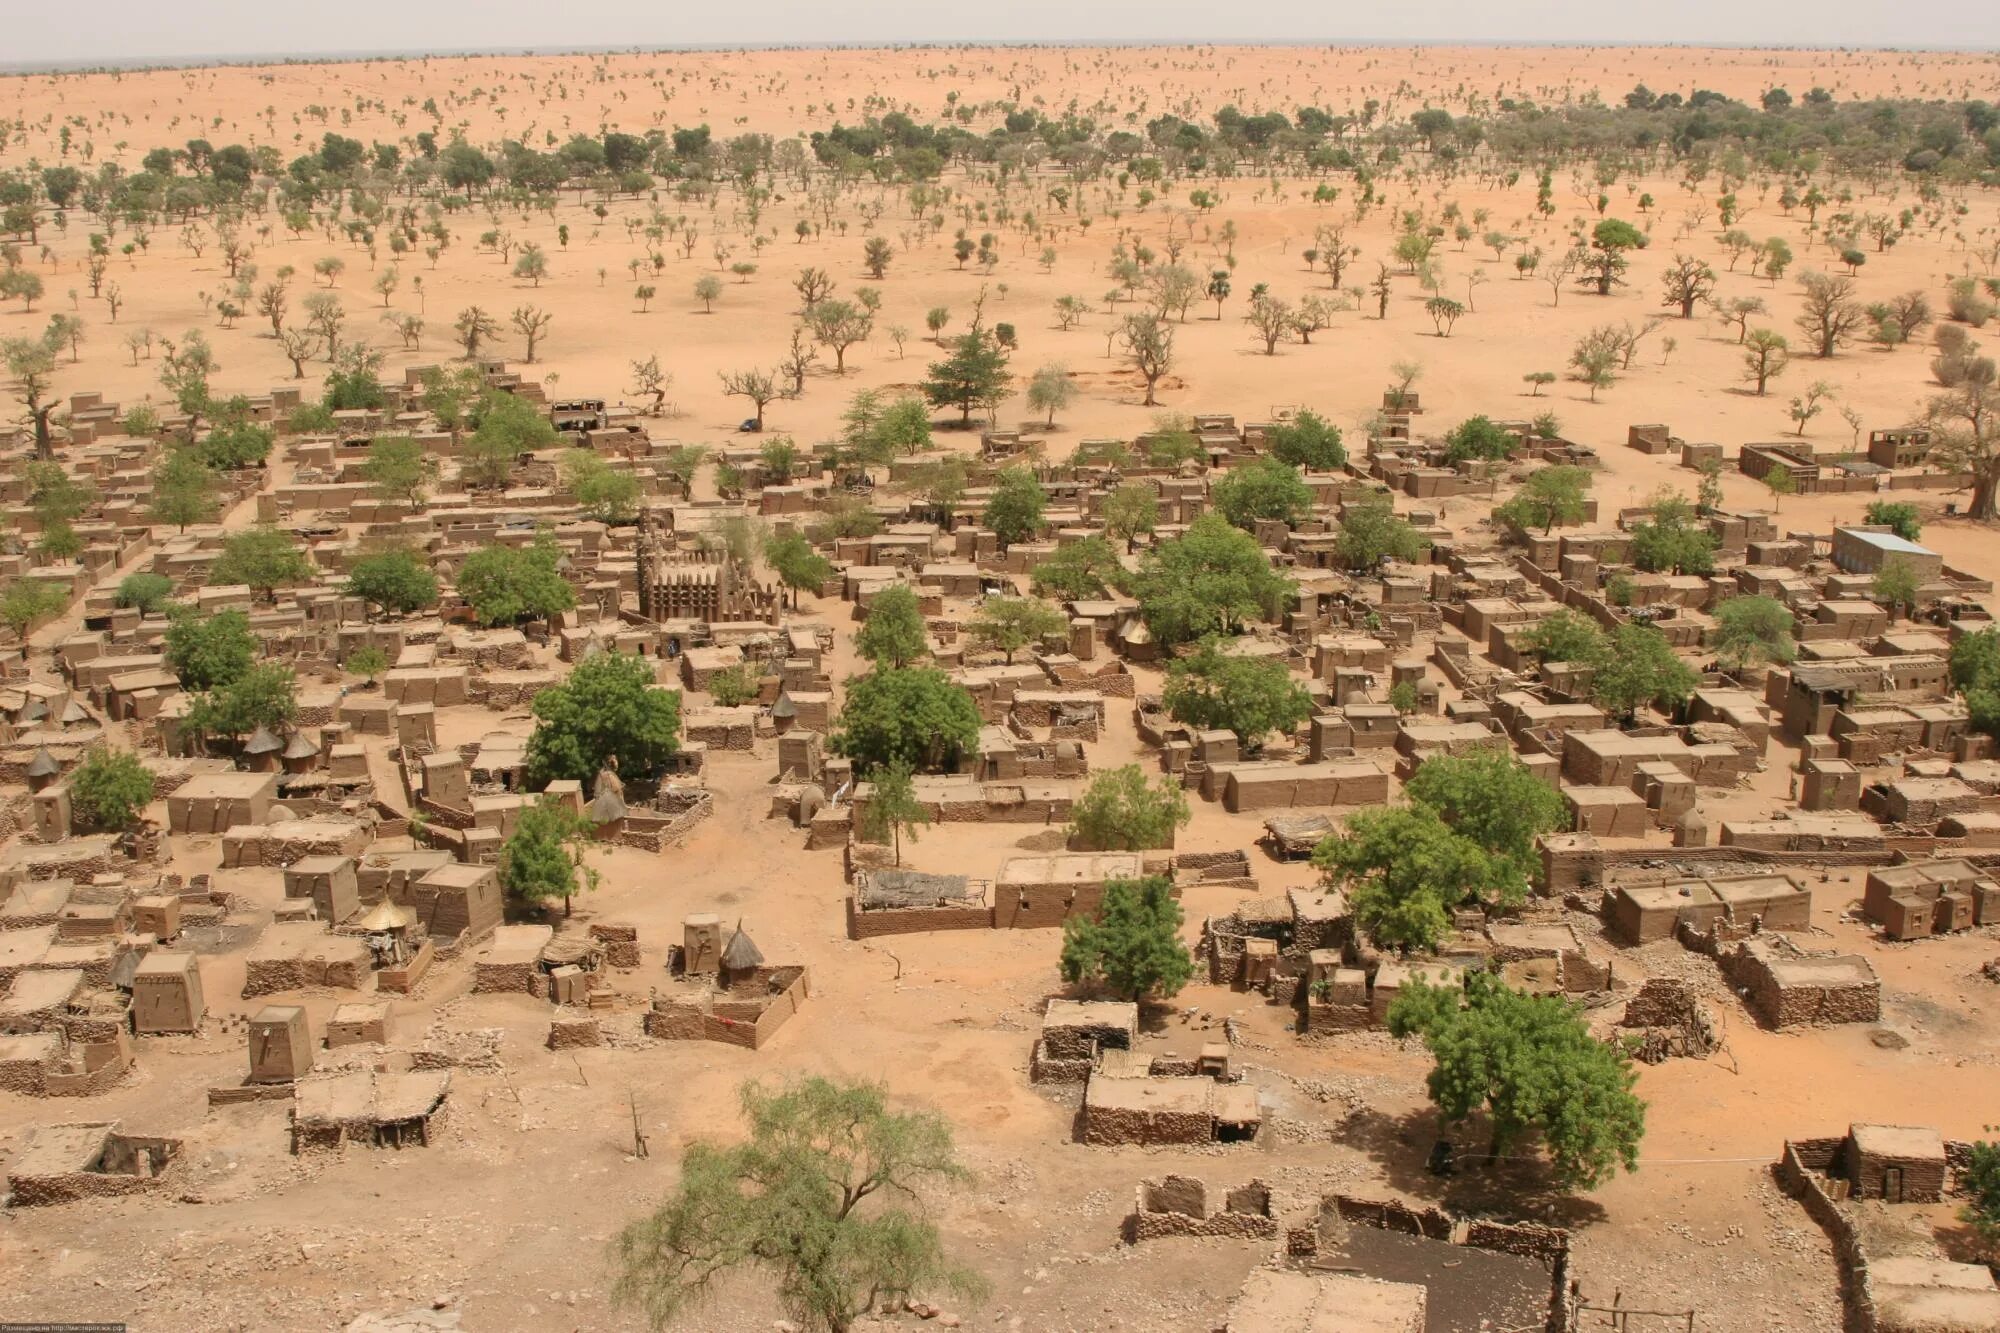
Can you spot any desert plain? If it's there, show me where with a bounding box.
[0,40,1995,1333]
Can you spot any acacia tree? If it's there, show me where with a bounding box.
[3,333,60,461]
[612,1077,985,1333]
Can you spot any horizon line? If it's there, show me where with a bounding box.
[4,37,1997,80]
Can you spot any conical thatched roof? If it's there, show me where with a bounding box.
[770,692,797,719]
[244,725,285,755]
[24,747,59,779]
[282,732,320,760]
[355,900,416,932]
[60,700,92,724]
[722,922,764,971]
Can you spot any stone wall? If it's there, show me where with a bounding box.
[844,897,994,939]
[1126,1176,1278,1243]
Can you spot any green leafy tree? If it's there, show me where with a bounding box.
[195,414,275,470]
[1059,876,1195,1003]
[855,584,928,667]
[1162,638,1314,748]
[921,328,1011,426]
[1960,1137,2000,1247]
[706,662,758,708]
[982,466,1046,546]
[150,449,220,530]
[1403,749,1567,895]
[1628,493,1718,575]
[362,435,436,505]
[1212,456,1312,530]
[1863,501,1922,542]
[611,1076,986,1333]
[456,537,576,626]
[1711,595,1796,669]
[345,547,440,617]
[1315,804,1489,952]
[1953,629,2000,739]
[1593,623,1700,721]
[24,461,93,531]
[1522,609,1608,666]
[1267,409,1345,470]
[1442,414,1515,464]
[1873,557,1922,621]
[1493,466,1591,534]
[0,581,68,638]
[524,650,682,790]
[185,662,299,741]
[209,526,313,603]
[344,645,390,684]
[163,607,256,690]
[1390,973,1645,1188]
[1102,484,1159,552]
[967,597,1067,663]
[830,667,980,774]
[764,531,835,607]
[1336,494,1430,569]
[857,760,930,865]
[498,798,600,916]
[563,452,642,523]
[1068,764,1191,852]
[114,573,175,615]
[463,390,558,487]
[1025,363,1074,428]
[68,746,155,831]
[1131,514,1293,645]
[1031,535,1122,600]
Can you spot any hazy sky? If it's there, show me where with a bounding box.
[6,1,1999,67]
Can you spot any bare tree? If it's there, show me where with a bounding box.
[510,305,553,363]
[1794,271,1867,358]
[276,328,319,378]
[719,367,780,431]
[1660,254,1717,318]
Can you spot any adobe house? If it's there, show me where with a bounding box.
[992,853,1146,929]
[6,1121,182,1207]
[645,923,811,1050]
[1862,860,2000,940]
[1844,1123,1947,1203]
[130,951,203,1034]
[165,771,279,834]
[1079,1073,1261,1147]
[247,1005,314,1084]
[1030,999,1138,1084]
[291,1068,451,1152]
[1830,526,1943,581]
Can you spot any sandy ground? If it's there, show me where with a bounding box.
[1,43,1999,1333]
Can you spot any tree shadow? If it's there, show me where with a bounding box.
[1340,1103,1611,1229]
